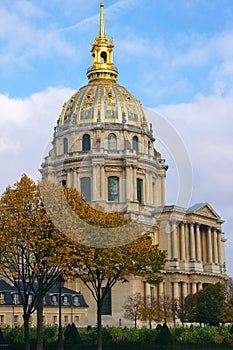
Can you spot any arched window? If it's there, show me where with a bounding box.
[100,51,107,63]
[63,138,68,154]
[108,133,117,151]
[82,134,91,151]
[81,177,91,202]
[108,176,119,202]
[132,136,139,152]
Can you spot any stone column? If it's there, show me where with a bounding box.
[217,231,222,266]
[197,282,202,291]
[158,282,164,300]
[92,165,97,201]
[171,221,178,259]
[161,175,166,205]
[173,282,179,300]
[152,181,155,205]
[67,169,72,187]
[180,223,186,260]
[190,223,195,260]
[100,165,105,200]
[148,171,153,204]
[154,176,160,206]
[133,165,137,201]
[213,228,218,264]
[196,224,202,261]
[185,224,190,260]
[207,226,213,263]
[192,283,197,294]
[73,170,77,189]
[182,282,188,299]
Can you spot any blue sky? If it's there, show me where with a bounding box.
[0,0,233,275]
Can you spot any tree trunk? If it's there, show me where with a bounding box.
[23,313,30,350]
[36,294,44,350]
[97,301,103,350]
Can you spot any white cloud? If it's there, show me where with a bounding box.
[0,87,74,191]
[152,90,233,275]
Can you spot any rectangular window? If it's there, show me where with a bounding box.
[150,287,154,305]
[0,315,4,327]
[13,315,19,328]
[81,177,91,202]
[108,176,119,202]
[137,178,143,204]
[101,287,112,315]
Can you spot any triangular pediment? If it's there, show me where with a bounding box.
[188,203,220,219]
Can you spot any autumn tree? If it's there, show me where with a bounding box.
[138,295,164,328]
[0,175,88,350]
[0,177,166,350]
[43,184,166,350]
[123,293,142,328]
[73,235,165,350]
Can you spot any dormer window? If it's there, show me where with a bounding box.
[51,295,57,305]
[73,295,80,306]
[0,293,5,304]
[28,294,33,305]
[12,293,19,305]
[63,295,69,305]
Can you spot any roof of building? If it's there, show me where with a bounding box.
[188,202,206,212]
[0,280,88,307]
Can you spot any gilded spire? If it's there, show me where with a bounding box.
[99,2,105,37]
[86,2,118,83]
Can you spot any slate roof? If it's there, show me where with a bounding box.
[0,280,88,307]
[188,202,206,212]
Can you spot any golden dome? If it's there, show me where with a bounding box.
[57,2,149,132]
[58,81,148,129]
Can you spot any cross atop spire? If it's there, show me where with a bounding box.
[86,2,118,83]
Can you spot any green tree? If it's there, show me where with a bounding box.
[0,175,86,350]
[196,283,227,325]
[183,293,199,323]
[183,282,231,325]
